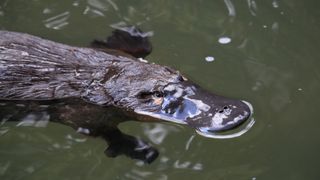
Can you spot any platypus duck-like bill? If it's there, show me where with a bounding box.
[134,81,253,135]
[0,28,253,138]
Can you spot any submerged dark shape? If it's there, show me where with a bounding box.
[0,28,253,163]
[0,99,159,163]
[91,27,152,58]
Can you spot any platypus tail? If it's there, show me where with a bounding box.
[0,31,93,101]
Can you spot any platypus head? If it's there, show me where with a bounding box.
[135,82,252,133]
[99,59,253,135]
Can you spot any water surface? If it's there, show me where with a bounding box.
[1,0,320,179]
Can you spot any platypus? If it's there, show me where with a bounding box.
[0,28,253,163]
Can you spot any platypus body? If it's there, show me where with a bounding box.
[0,28,252,163]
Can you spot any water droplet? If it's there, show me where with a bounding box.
[205,56,215,62]
[218,37,232,44]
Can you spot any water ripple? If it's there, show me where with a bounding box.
[124,168,165,180]
[196,117,256,139]
[87,0,109,11]
[272,22,279,32]
[110,21,154,37]
[272,0,279,8]
[173,160,203,171]
[0,127,9,136]
[0,161,11,176]
[185,134,195,150]
[106,0,119,11]
[16,112,50,128]
[84,0,120,17]
[247,0,258,16]
[83,6,106,17]
[223,0,236,16]
[0,0,9,17]
[142,123,178,145]
[43,11,70,30]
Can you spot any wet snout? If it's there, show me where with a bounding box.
[186,91,253,133]
[134,82,253,136]
[156,82,252,133]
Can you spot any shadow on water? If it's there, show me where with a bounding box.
[0,100,160,164]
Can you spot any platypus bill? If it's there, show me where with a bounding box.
[0,27,253,163]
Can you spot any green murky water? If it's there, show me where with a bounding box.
[1,0,320,179]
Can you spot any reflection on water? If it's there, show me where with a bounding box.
[142,124,179,145]
[223,0,236,17]
[218,36,232,44]
[1,0,320,179]
[247,0,258,16]
[44,11,70,30]
[245,60,293,112]
[196,117,255,139]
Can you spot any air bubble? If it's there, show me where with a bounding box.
[218,37,232,44]
[205,56,215,62]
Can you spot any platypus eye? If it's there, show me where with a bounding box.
[137,91,164,105]
[152,91,164,105]
[152,91,163,98]
[137,91,163,99]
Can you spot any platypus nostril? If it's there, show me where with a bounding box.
[218,106,230,114]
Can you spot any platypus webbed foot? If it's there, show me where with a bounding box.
[91,26,153,58]
[102,129,158,164]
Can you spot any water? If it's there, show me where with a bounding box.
[1,0,320,179]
